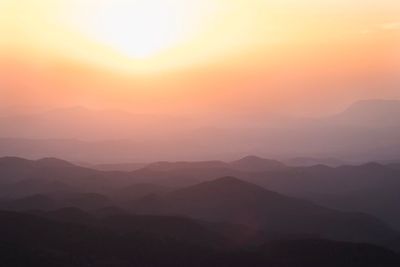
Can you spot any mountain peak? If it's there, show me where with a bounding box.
[0,156,32,164]
[172,176,272,198]
[332,99,400,126]
[145,160,229,171]
[348,99,400,109]
[230,155,286,171]
[36,157,76,168]
[240,155,265,161]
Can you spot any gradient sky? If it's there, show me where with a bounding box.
[0,0,399,116]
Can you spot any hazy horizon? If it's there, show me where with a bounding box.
[1,2,400,265]
[1,0,399,117]
[0,98,400,163]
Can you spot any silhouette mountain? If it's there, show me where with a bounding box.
[0,209,399,267]
[0,157,132,197]
[144,160,230,171]
[37,207,97,224]
[230,155,286,171]
[0,157,97,184]
[1,100,400,162]
[0,192,113,212]
[284,157,347,167]
[330,99,400,127]
[88,162,147,171]
[3,194,60,211]
[113,183,171,202]
[131,176,397,244]
[131,162,242,186]
[0,155,400,265]
[3,156,400,235]
[246,162,400,230]
[388,162,400,170]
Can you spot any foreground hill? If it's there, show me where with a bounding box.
[0,210,399,267]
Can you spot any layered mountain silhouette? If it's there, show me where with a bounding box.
[328,99,400,127]
[1,99,400,162]
[87,162,147,171]
[283,157,348,167]
[230,155,286,171]
[0,210,399,267]
[0,192,113,212]
[130,176,397,244]
[2,155,400,232]
[0,157,133,196]
[1,154,400,266]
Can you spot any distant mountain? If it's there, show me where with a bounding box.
[284,157,348,167]
[240,162,400,230]
[0,157,132,196]
[247,162,399,195]
[329,99,400,127]
[1,192,114,212]
[1,100,400,162]
[230,155,286,171]
[144,160,230,171]
[87,162,148,171]
[126,160,400,231]
[0,157,96,184]
[123,156,287,186]
[131,176,397,244]
[112,183,172,202]
[3,156,400,234]
[130,161,244,186]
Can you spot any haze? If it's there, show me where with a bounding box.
[0,0,399,162]
[1,0,399,116]
[2,2,400,266]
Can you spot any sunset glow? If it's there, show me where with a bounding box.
[1,2,400,263]
[67,0,212,59]
[0,0,399,115]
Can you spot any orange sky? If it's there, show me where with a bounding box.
[0,0,399,116]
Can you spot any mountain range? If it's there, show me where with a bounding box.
[1,99,400,162]
[129,176,397,244]
[1,209,399,267]
[0,155,400,265]
[1,156,400,243]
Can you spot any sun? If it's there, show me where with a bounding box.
[73,0,206,59]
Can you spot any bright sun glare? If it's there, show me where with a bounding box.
[75,0,208,59]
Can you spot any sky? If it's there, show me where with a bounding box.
[0,0,399,116]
